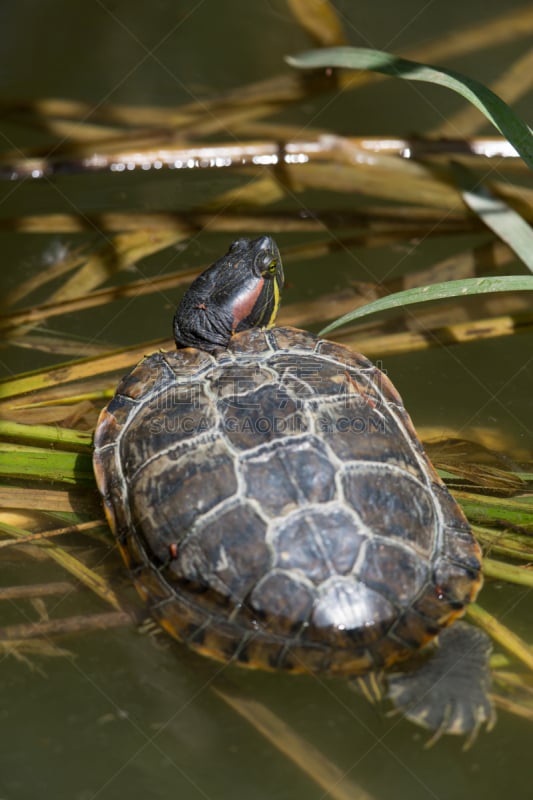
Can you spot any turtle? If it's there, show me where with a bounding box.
[93,234,495,743]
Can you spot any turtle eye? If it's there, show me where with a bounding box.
[262,259,277,276]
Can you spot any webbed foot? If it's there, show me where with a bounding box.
[387,622,495,747]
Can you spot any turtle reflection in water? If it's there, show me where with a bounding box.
[93,235,494,744]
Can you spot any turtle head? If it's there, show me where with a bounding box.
[173,235,284,351]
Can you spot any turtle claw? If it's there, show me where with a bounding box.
[386,622,495,742]
[354,671,386,704]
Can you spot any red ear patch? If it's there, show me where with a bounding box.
[231,276,265,330]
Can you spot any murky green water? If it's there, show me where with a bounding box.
[1,2,532,799]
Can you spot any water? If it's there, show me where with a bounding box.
[1,2,532,798]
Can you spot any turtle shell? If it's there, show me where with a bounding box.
[93,326,482,676]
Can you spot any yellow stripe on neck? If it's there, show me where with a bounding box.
[265,278,280,328]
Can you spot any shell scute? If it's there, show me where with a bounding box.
[265,326,318,353]
[229,327,272,354]
[315,337,373,370]
[119,383,217,474]
[115,352,175,401]
[356,538,430,608]
[208,363,275,400]
[173,502,272,604]
[273,506,366,584]
[310,577,396,648]
[220,384,310,451]
[241,437,337,517]
[163,347,214,374]
[342,465,437,557]
[100,393,138,432]
[314,396,426,479]
[249,570,315,635]
[130,437,238,562]
[432,555,481,607]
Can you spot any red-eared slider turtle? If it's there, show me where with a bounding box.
[93,235,494,742]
